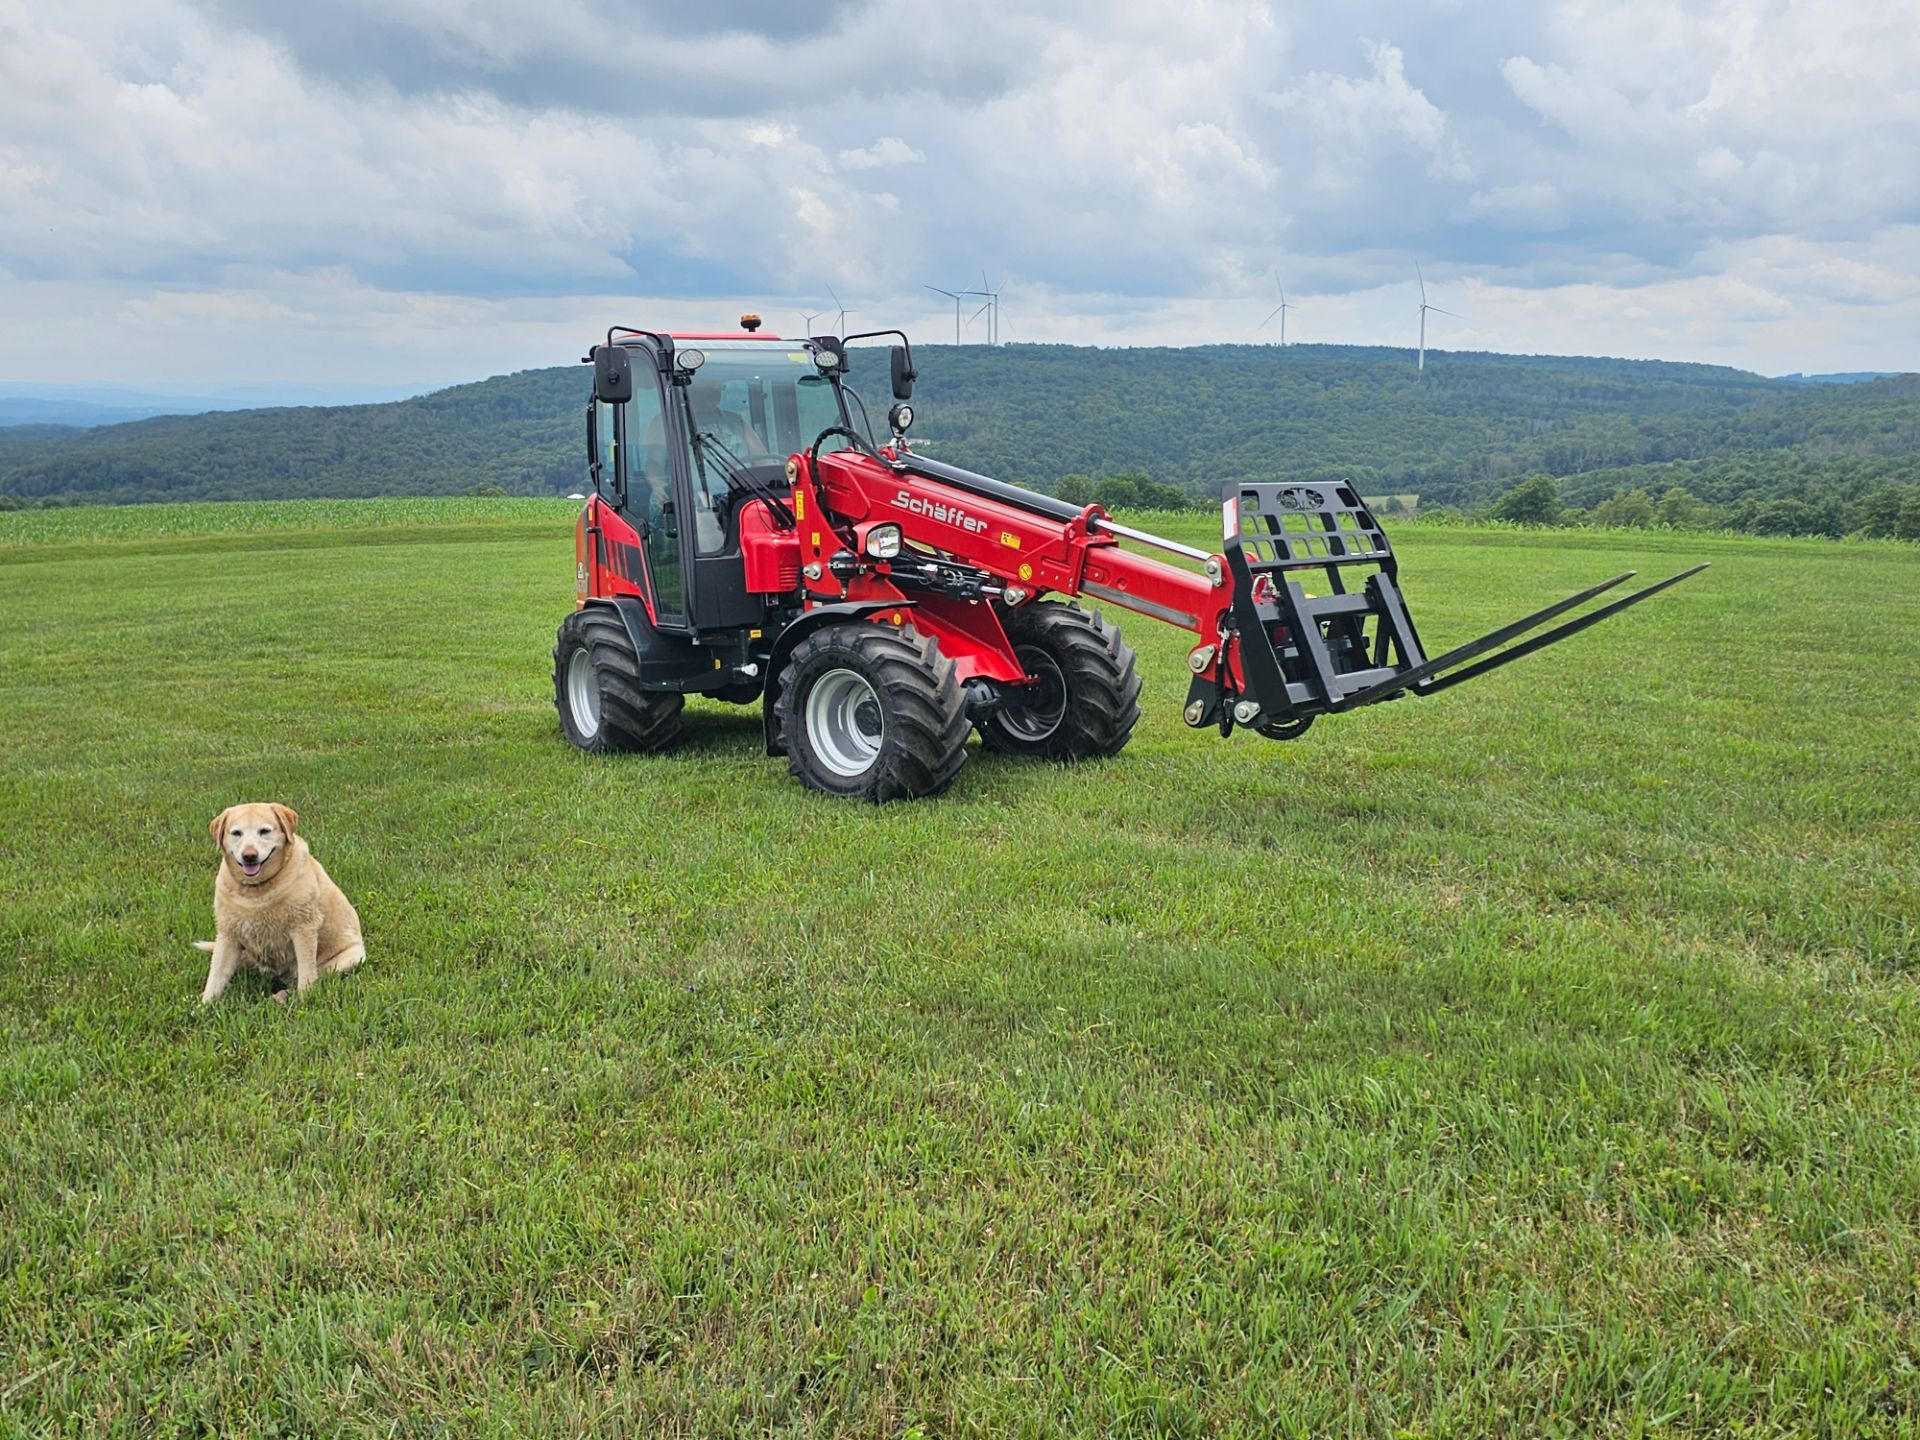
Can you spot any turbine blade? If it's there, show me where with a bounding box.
[1417,261,1426,303]
[1260,305,1284,328]
[1430,307,1461,319]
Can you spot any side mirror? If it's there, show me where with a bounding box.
[890,345,916,401]
[592,345,633,404]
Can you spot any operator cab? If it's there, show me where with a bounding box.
[588,328,852,635]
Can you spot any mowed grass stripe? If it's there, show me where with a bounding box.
[1,501,1916,1436]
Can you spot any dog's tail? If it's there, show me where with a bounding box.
[192,940,216,953]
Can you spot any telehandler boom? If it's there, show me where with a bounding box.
[554,319,1703,800]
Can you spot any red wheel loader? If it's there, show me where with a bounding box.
[554,318,1703,801]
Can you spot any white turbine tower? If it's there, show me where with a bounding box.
[967,294,994,344]
[826,284,851,336]
[925,284,966,345]
[1260,271,1295,345]
[1416,263,1459,372]
[972,269,1001,346]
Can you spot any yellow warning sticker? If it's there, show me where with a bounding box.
[1017,562,1034,581]
[794,491,805,520]
[999,531,1021,548]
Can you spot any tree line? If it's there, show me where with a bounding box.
[1,344,1914,539]
[1479,472,1920,540]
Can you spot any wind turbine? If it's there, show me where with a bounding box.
[826,284,850,336]
[925,284,965,345]
[969,297,993,343]
[974,269,1001,346]
[1260,271,1295,345]
[799,309,824,337]
[1416,263,1459,372]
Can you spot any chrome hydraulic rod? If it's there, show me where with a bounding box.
[1087,517,1214,563]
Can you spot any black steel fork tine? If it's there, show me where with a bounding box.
[1420,564,1710,696]
[1339,571,1637,709]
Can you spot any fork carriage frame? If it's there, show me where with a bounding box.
[1199,481,1708,737]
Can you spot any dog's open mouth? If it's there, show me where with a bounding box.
[239,847,274,877]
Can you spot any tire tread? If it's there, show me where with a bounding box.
[552,609,684,753]
[981,602,1142,760]
[779,624,970,801]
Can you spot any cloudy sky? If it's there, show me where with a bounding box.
[2,0,1916,394]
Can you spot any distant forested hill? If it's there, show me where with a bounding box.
[2,345,1915,535]
[0,371,584,507]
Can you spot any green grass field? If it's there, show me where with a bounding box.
[3,499,1916,1437]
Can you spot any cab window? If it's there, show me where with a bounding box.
[672,348,858,557]
[594,400,617,487]
[623,376,668,525]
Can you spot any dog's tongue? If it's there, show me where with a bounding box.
[242,859,262,876]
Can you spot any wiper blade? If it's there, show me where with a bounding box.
[695,430,794,528]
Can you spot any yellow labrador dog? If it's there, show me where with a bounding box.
[197,803,365,1002]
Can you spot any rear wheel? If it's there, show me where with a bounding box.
[779,625,970,801]
[980,603,1142,759]
[553,608,684,753]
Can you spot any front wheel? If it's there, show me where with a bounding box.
[980,603,1142,759]
[778,625,970,801]
[553,608,684,753]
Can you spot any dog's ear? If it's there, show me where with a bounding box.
[210,806,232,843]
[271,803,299,838]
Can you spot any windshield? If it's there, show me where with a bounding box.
[674,344,854,553]
[679,345,850,463]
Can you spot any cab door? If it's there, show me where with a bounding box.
[613,368,685,628]
[668,371,779,635]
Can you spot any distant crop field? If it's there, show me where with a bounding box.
[0,495,578,547]
[2,500,1916,1436]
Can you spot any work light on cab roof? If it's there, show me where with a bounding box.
[552,316,1706,801]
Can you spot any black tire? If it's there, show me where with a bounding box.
[553,608,684,753]
[778,624,970,801]
[980,603,1142,760]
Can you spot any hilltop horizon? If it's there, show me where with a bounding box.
[5,341,1915,544]
[4,338,1909,429]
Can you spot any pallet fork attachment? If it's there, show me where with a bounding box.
[1217,482,1707,735]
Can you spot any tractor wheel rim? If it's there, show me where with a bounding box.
[567,647,602,738]
[998,646,1068,741]
[807,668,885,778]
